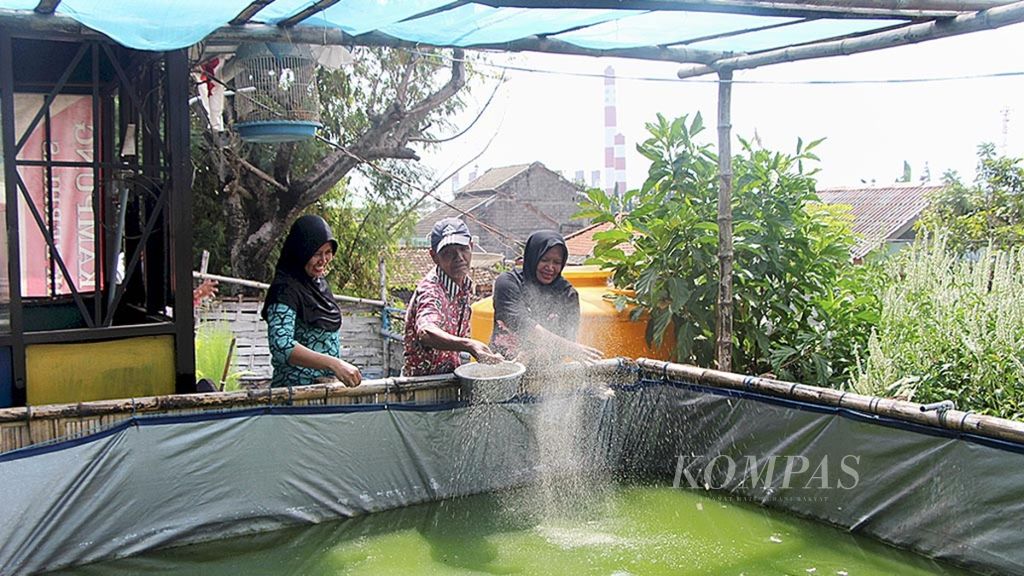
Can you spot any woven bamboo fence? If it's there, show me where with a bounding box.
[198,297,403,380]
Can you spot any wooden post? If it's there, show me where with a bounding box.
[378,254,390,375]
[715,69,734,373]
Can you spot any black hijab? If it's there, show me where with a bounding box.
[260,215,342,331]
[492,230,579,348]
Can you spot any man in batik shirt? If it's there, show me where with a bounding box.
[403,217,503,376]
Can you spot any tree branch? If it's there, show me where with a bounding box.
[273,142,295,186]
[226,148,288,192]
[394,51,417,107]
[411,69,504,144]
[407,49,466,119]
[390,49,467,144]
[294,48,467,207]
[363,147,419,160]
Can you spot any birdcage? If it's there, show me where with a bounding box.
[233,42,322,143]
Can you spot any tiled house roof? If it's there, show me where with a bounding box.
[563,220,635,264]
[817,184,940,259]
[390,247,436,288]
[388,247,503,300]
[411,162,587,258]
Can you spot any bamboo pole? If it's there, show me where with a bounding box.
[677,0,1024,78]
[477,0,1002,19]
[219,336,237,390]
[715,69,735,373]
[192,270,386,307]
[0,361,630,454]
[379,254,390,374]
[0,374,456,424]
[635,358,1024,445]
[208,26,729,65]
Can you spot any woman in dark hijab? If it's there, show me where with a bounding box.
[490,230,603,364]
[261,215,361,387]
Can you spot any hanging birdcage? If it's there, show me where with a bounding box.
[233,42,322,143]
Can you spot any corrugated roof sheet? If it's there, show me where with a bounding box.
[817,184,940,259]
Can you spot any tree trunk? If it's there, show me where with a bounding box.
[201,49,467,283]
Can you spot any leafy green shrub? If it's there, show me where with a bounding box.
[853,235,1024,419]
[917,143,1024,252]
[578,113,881,387]
[195,322,249,392]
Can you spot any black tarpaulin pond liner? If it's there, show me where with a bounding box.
[0,358,1022,575]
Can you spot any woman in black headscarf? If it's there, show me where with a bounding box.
[490,230,603,364]
[261,215,361,387]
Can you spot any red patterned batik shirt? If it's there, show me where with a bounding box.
[402,267,473,376]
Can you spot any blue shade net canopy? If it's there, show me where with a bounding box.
[2,0,1022,65]
[3,0,1023,145]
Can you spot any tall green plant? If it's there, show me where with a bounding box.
[195,322,249,392]
[578,113,880,386]
[916,143,1024,251]
[854,236,1024,419]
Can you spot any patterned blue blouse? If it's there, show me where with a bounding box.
[266,302,341,387]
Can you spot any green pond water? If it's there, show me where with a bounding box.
[54,484,974,576]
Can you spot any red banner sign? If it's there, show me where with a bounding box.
[15,94,97,297]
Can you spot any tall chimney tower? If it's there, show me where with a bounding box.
[614,133,626,199]
[603,66,617,199]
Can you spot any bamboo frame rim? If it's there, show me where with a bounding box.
[0,359,628,424]
[635,358,1024,445]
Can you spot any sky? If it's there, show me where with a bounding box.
[418,22,1024,197]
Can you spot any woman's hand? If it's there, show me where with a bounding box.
[571,342,604,364]
[192,279,218,307]
[330,359,362,387]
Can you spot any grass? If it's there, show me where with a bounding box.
[195,321,250,392]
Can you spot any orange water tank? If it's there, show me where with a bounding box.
[470,265,674,361]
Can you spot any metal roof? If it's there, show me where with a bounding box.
[817,184,939,259]
[458,164,532,194]
[2,1,1023,74]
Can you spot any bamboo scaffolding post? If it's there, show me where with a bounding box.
[378,254,390,374]
[478,0,1010,18]
[715,69,734,372]
[635,358,1024,445]
[677,0,1024,78]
